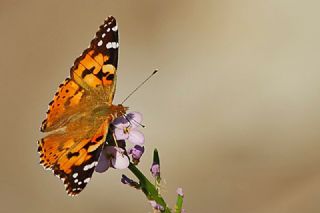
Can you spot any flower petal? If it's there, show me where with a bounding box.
[149,200,164,211]
[129,145,145,160]
[150,164,160,177]
[114,128,129,140]
[176,188,184,197]
[128,130,145,145]
[95,152,110,173]
[112,116,129,128]
[111,148,130,169]
[121,174,133,184]
[126,112,143,129]
[105,146,117,155]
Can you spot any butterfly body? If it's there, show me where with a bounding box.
[38,16,126,196]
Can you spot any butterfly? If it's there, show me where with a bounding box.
[38,16,127,196]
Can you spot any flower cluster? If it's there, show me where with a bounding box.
[95,111,185,212]
[95,112,145,173]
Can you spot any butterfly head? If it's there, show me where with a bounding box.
[110,104,128,119]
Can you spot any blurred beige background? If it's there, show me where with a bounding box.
[1,0,320,212]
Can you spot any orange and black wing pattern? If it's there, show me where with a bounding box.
[38,16,120,196]
[38,120,109,195]
[41,16,119,132]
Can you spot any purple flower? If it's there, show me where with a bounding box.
[149,200,164,211]
[95,146,129,173]
[176,188,184,197]
[121,174,134,185]
[112,147,130,169]
[150,163,160,178]
[95,149,110,173]
[112,112,145,145]
[129,145,145,163]
[120,174,140,189]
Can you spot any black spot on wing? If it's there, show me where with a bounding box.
[83,141,96,150]
[81,67,95,78]
[67,152,80,159]
[40,119,47,132]
[106,74,114,81]
[96,135,104,141]
[96,70,104,80]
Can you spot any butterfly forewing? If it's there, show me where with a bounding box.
[41,16,119,132]
[71,16,119,103]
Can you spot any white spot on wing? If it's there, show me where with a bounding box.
[107,28,110,32]
[112,25,118,31]
[106,42,118,49]
[83,161,98,171]
[84,178,90,183]
[78,181,82,185]
[106,42,112,49]
[74,179,78,183]
[73,173,78,178]
[98,40,103,46]
[102,33,106,38]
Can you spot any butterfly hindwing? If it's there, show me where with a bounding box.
[38,120,109,195]
[57,144,104,196]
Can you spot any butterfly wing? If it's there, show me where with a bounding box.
[71,15,119,103]
[38,120,109,195]
[38,16,120,195]
[41,16,119,132]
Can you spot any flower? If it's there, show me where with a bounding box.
[112,112,145,145]
[129,145,145,164]
[150,163,160,178]
[95,149,110,173]
[111,147,130,169]
[176,188,184,197]
[121,174,134,184]
[149,200,164,211]
[95,146,129,173]
[120,174,140,189]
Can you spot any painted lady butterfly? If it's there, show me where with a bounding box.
[38,16,127,196]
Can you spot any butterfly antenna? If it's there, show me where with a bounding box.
[121,69,158,105]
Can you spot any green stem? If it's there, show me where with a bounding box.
[128,163,171,213]
[175,194,184,213]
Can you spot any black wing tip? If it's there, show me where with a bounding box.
[106,15,116,21]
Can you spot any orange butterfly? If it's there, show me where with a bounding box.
[38,16,127,196]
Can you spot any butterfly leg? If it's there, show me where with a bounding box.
[112,132,120,148]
